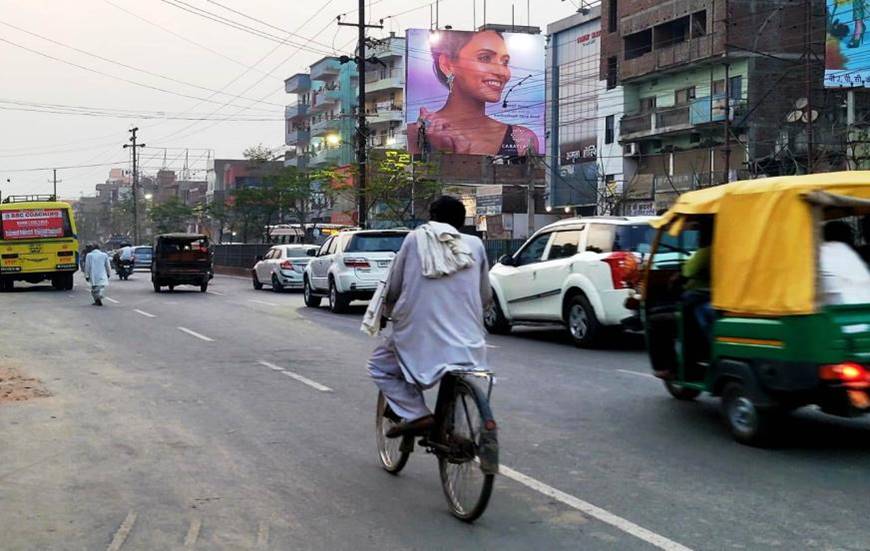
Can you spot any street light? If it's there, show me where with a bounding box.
[325,134,341,146]
[144,193,153,201]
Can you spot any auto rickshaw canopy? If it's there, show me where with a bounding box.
[652,172,870,316]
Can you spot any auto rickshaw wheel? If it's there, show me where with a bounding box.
[721,382,777,446]
[153,280,161,293]
[664,380,702,400]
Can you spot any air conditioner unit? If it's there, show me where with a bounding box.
[623,143,640,157]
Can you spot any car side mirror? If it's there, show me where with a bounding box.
[498,255,515,267]
[256,255,264,261]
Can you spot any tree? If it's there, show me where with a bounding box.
[148,198,193,234]
[242,143,275,165]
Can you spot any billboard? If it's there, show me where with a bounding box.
[1,209,66,240]
[405,28,545,156]
[825,0,870,87]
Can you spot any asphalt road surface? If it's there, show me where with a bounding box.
[2,273,869,550]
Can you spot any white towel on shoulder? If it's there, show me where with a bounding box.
[415,221,474,279]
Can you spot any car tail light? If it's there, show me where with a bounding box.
[280,260,294,270]
[344,257,370,269]
[601,252,639,289]
[820,362,870,388]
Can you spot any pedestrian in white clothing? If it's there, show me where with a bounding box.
[368,196,493,438]
[84,244,111,306]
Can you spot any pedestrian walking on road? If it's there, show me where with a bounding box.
[83,243,111,306]
[367,196,493,438]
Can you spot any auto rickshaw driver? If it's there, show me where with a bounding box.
[680,218,714,341]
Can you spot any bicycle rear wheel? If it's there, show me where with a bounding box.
[375,392,411,474]
[438,377,495,522]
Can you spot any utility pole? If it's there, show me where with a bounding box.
[48,169,61,200]
[804,0,815,174]
[338,1,382,228]
[123,127,146,244]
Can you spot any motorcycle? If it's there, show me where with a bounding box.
[115,257,134,280]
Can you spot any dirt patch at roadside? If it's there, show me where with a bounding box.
[0,366,50,403]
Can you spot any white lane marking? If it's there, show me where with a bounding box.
[258,361,332,392]
[486,344,499,349]
[617,369,656,379]
[249,299,278,306]
[500,466,692,551]
[104,297,120,304]
[207,290,225,296]
[177,327,215,342]
[255,520,269,548]
[183,518,202,549]
[106,511,137,551]
[133,309,156,318]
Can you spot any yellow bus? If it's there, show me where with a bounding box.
[0,195,79,291]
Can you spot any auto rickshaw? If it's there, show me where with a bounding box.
[151,233,213,293]
[640,172,870,445]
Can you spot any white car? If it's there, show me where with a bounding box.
[303,229,409,313]
[252,244,319,292]
[486,216,655,347]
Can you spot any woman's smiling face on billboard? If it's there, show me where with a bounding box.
[441,31,511,103]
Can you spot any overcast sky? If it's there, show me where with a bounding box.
[0,0,582,199]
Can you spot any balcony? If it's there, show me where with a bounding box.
[621,95,744,141]
[621,35,717,82]
[285,73,311,94]
[365,69,404,93]
[310,146,341,166]
[310,57,341,80]
[369,39,404,59]
[310,88,342,112]
[285,128,310,146]
[285,103,309,120]
[367,106,404,126]
[310,117,341,137]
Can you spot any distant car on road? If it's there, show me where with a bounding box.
[303,229,409,313]
[132,246,153,271]
[486,216,654,347]
[252,244,319,292]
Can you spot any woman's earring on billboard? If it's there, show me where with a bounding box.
[447,73,455,93]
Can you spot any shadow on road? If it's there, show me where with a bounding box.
[507,325,646,351]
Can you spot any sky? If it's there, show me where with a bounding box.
[0,0,584,199]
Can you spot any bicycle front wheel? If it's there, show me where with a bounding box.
[375,391,411,474]
[438,377,496,522]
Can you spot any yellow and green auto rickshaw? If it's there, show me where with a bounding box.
[640,172,870,445]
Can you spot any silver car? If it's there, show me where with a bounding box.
[252,244,319,292]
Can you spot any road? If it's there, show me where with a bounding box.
[2,273,869,550]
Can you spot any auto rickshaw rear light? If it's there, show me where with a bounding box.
[820,362,869,384]
[602,252,639,289]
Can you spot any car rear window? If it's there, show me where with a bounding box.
[285,247,316,257]
[346,233,406,253]
[610,224,699,254]
[134,247,152,256]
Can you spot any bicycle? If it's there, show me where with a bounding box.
[375,369,499,522]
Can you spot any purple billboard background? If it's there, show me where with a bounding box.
[404,28,545,155]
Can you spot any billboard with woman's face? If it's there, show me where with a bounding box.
[405,28,545,156]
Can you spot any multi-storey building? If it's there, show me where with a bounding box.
[600,0,827,210]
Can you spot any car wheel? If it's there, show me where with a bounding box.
[329,279,349,313]
[271,273,284,293]
[252,271,263,290]
[200,278,208,293]
[303,278,322,308]
[484,293,511,335]
[566,294,601,348]
[721,382,779,447]
[169,285,175,292]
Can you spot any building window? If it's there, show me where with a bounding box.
[606,57,618,89]
[675,87,696,105]
[640,96,657,113]
[729,75,743,101]
[653,16,689,50]
[605,115,615,144]
[609,0,618,33]
[625,29,652,60]
[712,79,726,96]
[691,11,707,38]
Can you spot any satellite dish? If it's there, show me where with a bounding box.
[787,111,802,123]
[801,110,819,123]
[794,97,809,110]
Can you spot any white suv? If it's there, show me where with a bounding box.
[486,216,654,347]
[303,229,409,313]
